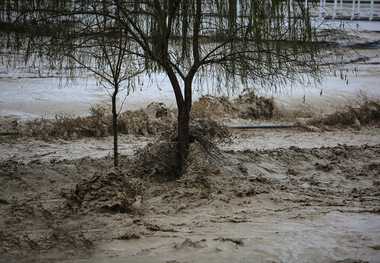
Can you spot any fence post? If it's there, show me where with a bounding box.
[333,0,338,18]
[370,0,374,20]
[289,0,293,17]
[351,0,356,19]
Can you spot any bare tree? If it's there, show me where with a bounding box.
[56,11,144,167]
[1,1,143,167]
[0,0,343,173]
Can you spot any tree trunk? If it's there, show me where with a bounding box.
[177,78,193,173]
[177,102,190,171]
[112,86,119,167]
[162,64,191,175]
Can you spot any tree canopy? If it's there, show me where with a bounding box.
[1,0,334,88]
[0,0,343,172]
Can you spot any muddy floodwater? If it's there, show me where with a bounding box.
[1,129,380,262]
[1,29,380,263]
[90,212,380,263]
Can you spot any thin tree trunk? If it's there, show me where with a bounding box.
[175,0,199,173]
[177,78,193,173]
[162,64,190,174]
[177,102,190,171]
[112,85,119,167]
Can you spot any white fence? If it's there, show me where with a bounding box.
[292,0,380,20]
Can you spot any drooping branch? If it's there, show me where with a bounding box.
[192,0,201,67]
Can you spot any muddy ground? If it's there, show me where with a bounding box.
[1,96,380,263]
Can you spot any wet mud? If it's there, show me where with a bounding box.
[1,137,379,262]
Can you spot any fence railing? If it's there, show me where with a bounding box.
[291,0,380,20]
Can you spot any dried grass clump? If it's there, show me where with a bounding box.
[192,95,234,119]
[126,117,231,181]
[24,106,112,139]
[22,103,176,140]
[189,117,231,160]
[118,103,176,136]
[127,139,180,181]
[235,92,275,119]
[192,92,275,120]
[308,95,380,127]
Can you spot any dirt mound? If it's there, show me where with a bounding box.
[64,168,143,214]
[193,92,275,120]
